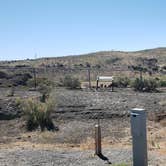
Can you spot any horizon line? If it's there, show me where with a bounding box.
[0,46,165,62]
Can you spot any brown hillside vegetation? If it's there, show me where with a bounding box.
[0,47,166,82]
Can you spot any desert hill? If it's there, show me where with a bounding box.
[0,47,166,82]
[0,48,166,165]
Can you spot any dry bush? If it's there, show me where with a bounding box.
[148,126,166,151]
[113,77,131,88]
[21,98,56,131]
[132,78,158,92]
[159,79,166,87]
[59,75,81,89]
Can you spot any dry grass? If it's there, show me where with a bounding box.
[0,120,165,160]
[0,141,79,151]
[79,137,95,150]
[148,125,166,153]
[160,119,166,127]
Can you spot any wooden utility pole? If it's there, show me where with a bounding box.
[87,68,91,89]
[33,67,37,89]
[96,79,99,90]
[33,53,37,89]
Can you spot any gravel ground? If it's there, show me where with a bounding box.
[53,88,166,120]
[0,88,165,165]
[0,147,132,166]
[0,87,165,120]
[0,147,165,166]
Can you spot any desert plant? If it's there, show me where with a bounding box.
[22,98,55,131]
[159,79,166,87]
[145,79,158,91]
[132,78,158,92]
[113,77,130,88]
[61,75,81,89]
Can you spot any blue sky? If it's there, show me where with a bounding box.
[0,0,166,60]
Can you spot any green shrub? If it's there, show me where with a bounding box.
[60,75,81,89]
[22,99,55,131]
[113,77,130,88]
[159,80,166,87]
[132,78,144,91]
[132,78,158,92]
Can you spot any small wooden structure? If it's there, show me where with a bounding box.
[96,76,114,91]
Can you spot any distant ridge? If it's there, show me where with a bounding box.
[0,47,166,71]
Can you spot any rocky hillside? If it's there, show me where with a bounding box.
[0,47,166,81]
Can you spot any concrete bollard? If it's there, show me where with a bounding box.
[130,108,148,166]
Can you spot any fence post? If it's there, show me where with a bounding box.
[96,79,99,90]
[130,108,148,166]
[87,68,91,89]
[95,122,102,155]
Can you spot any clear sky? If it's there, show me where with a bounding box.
[0,0,166,60]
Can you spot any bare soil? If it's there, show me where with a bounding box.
[0,87,165,165]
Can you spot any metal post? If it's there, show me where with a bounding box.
[95,120,102,155]
[130,108,148,166]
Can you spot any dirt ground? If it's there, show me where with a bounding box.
[0,87,165,165]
